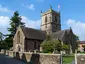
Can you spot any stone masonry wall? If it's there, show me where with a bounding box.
[4,50,85,64]
[6,51,61,64]
[22,53,61,64]
[77,54,85,64]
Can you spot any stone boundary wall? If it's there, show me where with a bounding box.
[5,51,61,64]
[76,54,85,64]
[8,51,15,57]
[22,53,61,64]
[5,50,9,55]
[2,50,85,64]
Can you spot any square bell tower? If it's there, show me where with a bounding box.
[41,6,61,34]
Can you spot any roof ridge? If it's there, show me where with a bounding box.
[21,26,44,32]
[21,26,46,40]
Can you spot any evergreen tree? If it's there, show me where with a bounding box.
[8,11,25,37]
[0,32,4,42]
[0,32,8,50]
[4,11,25,49]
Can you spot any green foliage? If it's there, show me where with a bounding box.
[55,41,62,52]
[8,11,25,37]
[0,32,8,50]
[63,55,74,64]
[4,37,13,49]
[41,39,54,53]
[74,34,79,41]
[62,44,69,51]
[0,41,8,50]
[41,35,63,53]
[3,11,25,49]
[0,32,4,42]
[41,35,70,53]
[74,34,79,49]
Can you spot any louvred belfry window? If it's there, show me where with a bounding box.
[45,16,47,23]
[55,16,57,22]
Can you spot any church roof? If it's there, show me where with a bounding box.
[21,27,46,40]
[50,29,70,41]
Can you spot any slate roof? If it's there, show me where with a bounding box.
[79,41,85,44]
[21,27,46,40]
[50,29,70,41]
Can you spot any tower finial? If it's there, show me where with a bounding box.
[70,27,71,29]
[50,5,52,9]
[41,10,42,13]
[70,27,72,30]
[58,4,60,12]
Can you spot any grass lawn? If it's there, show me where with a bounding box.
[79,52,85,54]
[63,55,75,64]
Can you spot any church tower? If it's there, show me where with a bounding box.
[41,6,61,34]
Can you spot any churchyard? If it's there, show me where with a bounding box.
[0,2,84,64]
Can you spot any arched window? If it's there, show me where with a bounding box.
[17,31,20,43]
[18,45,20,51]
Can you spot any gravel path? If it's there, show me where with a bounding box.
[72,60,75,64]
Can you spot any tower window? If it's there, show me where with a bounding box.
[55,16,57,21]
[45,16,47,23]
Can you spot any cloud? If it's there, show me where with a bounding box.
[0,16,10,34]
[0,16,41,34]
[21,16,41,29]
[22,4,35,10]
[0,4,12,12]
[67,19,85,40]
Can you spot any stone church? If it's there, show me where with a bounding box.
[13,7,76,53]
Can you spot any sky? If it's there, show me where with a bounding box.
[0,0,85,40]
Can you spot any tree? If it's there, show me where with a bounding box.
[0,32,4,42]
[41,35,71,53]
[4,37,13,49]
[54,40,62,52]
[41,39,63,53]
[41,35,63,53]
[62,44,69,51]
[74,34,79,41]
[74,34,79,50]
[4,11,25,49]
[0,41,8,50]
[8,11,25,37]
[41,40,54,53]
[41,35,54,53]
[0,32,8,50]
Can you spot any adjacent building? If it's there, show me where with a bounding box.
[78,41,85,52]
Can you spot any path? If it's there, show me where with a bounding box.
[0,54,26,64]
[72,60,75,64]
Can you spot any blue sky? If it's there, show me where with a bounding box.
[0,0,85,40]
